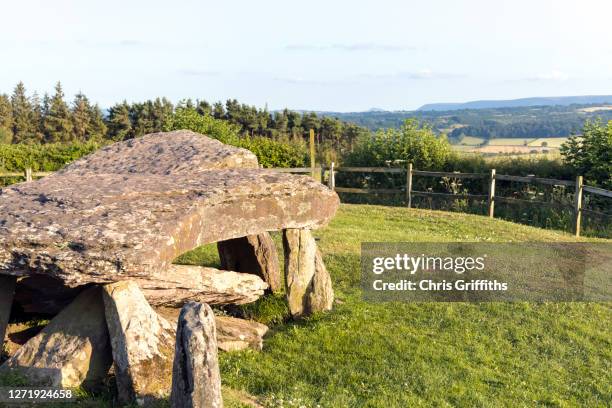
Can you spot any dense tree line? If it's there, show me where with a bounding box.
[0,82,368,155]
[0,82,107,144]
[327,105,612,140]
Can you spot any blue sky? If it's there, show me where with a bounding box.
[2,0,612,111]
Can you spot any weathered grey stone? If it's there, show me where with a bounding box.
[215,316,268,352]
[310,249,335,313]
[58,130,259,175]
[137,264,268,307]
[102,280,175,406]
[0,287,112,389]
[170,302,222,408]
[218,233,281,293]
[283,229,334,317]
[0,132,339,296]
[156,307,268,353]
[0,275,15,346]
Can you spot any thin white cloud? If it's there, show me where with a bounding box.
[273,76,334,86]
[363,69,464,80]
[179,69,220,77]
[524,70,570,81]
[285,43,415,52]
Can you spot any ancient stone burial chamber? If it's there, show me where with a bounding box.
[0,130,339,404]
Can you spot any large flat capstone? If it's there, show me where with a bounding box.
[0,131,339,291]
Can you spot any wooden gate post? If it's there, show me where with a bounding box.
[487,169,496,218]
[574,175,583,237]
[25,168,33,182]
[309,129,316,179]
[328,162,335,191]
[406,163,413,208]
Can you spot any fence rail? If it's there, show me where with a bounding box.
[2,165,610,237]
[315,163,611,238]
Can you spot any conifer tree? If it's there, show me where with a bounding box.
[88,103,107,140]
[11,82,36,143]
[0,94,13,143]
[107,101,132,140]
[71,93,91,141]
[43,82,73,142]
[30,92,45,142]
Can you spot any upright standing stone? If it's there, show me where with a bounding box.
[102,281,175,406]
[282,229,334,317]
[0,286,112,389]
[170,302,223,408]
[0,275,16,346]
[217,233,281,293]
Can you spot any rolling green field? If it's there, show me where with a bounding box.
[3,205,610,407]
[452,136,569,148]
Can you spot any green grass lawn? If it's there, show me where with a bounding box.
[191,204,610,407]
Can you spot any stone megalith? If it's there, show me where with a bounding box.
[217,233,281,293]
[283,229,334,317]
[0,131,339,313]
[0,286,112,389]
[170,302,222,408]
[0,275,15,346]
[102,281,175,406]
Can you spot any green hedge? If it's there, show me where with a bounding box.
[0,141,101,172]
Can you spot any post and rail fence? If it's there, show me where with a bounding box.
[279,163,611,238]
[2,165,610,237]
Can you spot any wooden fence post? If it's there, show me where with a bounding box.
[406,163,413,208]
[25,168,33,182]
[487,169,496,218]
[574,175,583,237]
[328,162,335,191]
[309,129,316,178]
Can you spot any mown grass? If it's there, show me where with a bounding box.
[178,204,610,407]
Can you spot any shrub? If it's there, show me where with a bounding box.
[0,141,101,172]
[235,136,306,168]
[164,107,241,144]
[561,120,612,189]
[345,119,452,169]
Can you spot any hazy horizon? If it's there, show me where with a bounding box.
[2,0,612,111]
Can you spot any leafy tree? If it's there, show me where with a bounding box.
[346,119,452,169]
[561,120,612,188]
[43,82,73,142]
[166,107,240,143]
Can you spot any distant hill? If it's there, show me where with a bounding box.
[418,95,612,111]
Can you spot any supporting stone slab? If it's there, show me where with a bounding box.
[217,233,281,293]
[0,275,16,347]
[215,316,268,352]
[282,229,334,317]
[0,286,112,389]
[138,265,268,307]
[102,281,175,406]
[170,302,223,408]
[155,307,269,353]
